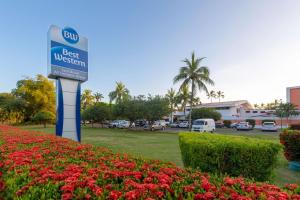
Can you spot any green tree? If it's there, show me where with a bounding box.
[173,52,214,130]
[81,89,95,110]
[12,74,55,121]
[94,92,104,103]
[166,88,177,123]
[33,110,55,128]
[113,97,146,123]
[275,102,299,129]
[207,90,216,103]
[177,85,189,115]
[109,82,130,104]
[144,95,170,123]
[191,108,221,121]
[216,91,224,102]
[82,103,111,127]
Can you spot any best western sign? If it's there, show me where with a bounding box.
[48,25,88,82]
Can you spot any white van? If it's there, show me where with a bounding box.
[192,119,215,133]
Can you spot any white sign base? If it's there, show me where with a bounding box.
[56,78,81,142]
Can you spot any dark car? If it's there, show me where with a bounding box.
[135,120,147,127]
[215,122,224,128]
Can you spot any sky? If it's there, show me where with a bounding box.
[0,0,300,105]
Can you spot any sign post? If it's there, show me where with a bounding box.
[48,25,88,142]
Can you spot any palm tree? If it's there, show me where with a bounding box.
[253,104,259,109]
[109,82,130,104]
[207,90,216,103]
[81,89,95,110]
[216,91,224,102]
[94,92,104,103]
[177,85,190,115]
[166,88,177,123]
[192,96,201,105]
[173,52,214,131]
[260,103,265,109]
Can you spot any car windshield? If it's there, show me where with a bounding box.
[193,120,204,125]
[264,122,275,125]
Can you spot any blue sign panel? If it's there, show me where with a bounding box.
[51,41,88,72]
[48,25,88,82]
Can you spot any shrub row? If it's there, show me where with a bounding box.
[280,129,300,161]
[290,124,300,130]
[179,133,281,181]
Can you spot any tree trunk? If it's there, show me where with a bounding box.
[171,105,173,123]
[43,122,46,128]
[189,81,195,131]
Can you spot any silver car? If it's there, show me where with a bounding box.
[144,120,166,131]
[261,122,278,132]
[236,122,252,131]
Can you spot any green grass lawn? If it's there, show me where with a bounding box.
[20,125,300,186]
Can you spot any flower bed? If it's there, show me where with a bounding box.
[0,125,299,199]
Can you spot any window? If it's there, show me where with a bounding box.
[215,107,230,110]
[252,111,258,113]
[246,111,250,113]
[260,111,265,113]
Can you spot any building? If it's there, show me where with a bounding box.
[173,86,300,128]
[173,100,253,121]
[287,86,300,109]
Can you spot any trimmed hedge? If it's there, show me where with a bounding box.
[179,133,281,181]
[280,129,300,161]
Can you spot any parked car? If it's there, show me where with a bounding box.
[144,120,166,131]
[236,122,252,131]
[178,121,189,128]
[192,119,215,133]
[109,120,122,128]
[164,120,170,126]
[215,122,224,128]
[230,123,239,129]
[135,119,147,127]
[170,122,179,128]
[117,120,130,129]
[261,122,278,132]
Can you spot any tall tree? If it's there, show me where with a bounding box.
[94,92,104,103]
[275,102,299,129]
[12,74,55,121]
[207,90,216,103]
[173,52,214,130]
[81,89,95,110]
[166,88,177,123]
[216,91,224,102]
[109,82,130,104]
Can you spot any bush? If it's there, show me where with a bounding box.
[179,133,281,181]
[245,119,255,128]
[191,108,221,121]
[32,110,55,128]
[290,124,300,130]
[280,129,300,161]
[223,120,231,128]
